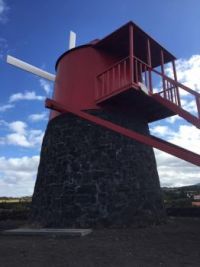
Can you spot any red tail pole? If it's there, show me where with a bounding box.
[45,98,200,167]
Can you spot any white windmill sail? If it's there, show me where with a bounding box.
[69,31,76,50]
[7,55,56,81]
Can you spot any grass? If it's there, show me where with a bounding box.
[0,199,21,203]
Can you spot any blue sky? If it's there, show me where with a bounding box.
[0,0,200,196]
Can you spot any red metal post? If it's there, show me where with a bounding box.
[147,39,152,67]
[161,50,166,98]
[135,60,138,83]
[172,60,181,107]
[147,39,152,92]
[172,60,177,81]
[196,96,200,119]
[106,70,109,95]
[118,63,121,89]
[112,67,115,92]
[129,24,134,84]
[123,59,127,85]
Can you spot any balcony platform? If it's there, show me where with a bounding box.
[97,86,176,123]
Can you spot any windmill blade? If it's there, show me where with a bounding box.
[69,31,76,50]
[7,55,56,81]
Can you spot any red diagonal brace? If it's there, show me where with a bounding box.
[152,94,200,129]
[45,98,200,167]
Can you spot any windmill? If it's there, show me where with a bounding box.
[7,22,200,227]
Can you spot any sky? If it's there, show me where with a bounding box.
[0,0,200,196]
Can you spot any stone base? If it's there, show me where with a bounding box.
[31,110,165,228]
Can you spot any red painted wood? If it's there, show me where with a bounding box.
[45,98,200,167]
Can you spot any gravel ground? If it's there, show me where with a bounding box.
[0,217,200,267]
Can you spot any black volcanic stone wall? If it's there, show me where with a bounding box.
[31,110,165,227]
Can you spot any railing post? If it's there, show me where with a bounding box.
[172,60,181,107]
[196,96,200,119]
[95,77,98,100]
[102,75,105,98]
[129,24,134,84]
[118,63,121,89]
[112,67,115,92]
[161,50,166,98]
[144,65,147,87]
[123,59,127,85]
[147,39,152,93]
[172,60,177,81]
[176,88,181,107]
[135,60,138,84]
[107,70,109,95]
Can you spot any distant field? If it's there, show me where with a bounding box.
[0,198,31,204]
[0,199,20,203]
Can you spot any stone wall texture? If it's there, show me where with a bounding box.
[31,110,166,227]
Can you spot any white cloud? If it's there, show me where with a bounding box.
[0,91,45,113]
[166,115,181,124]
[9,91,45,103]
[39,79,52,95]
[9,121,27,134]
[175,55,200,93]
[0,103,14,112]
[28,129,44,146]
[165,55,200,93]
[155,149,200,187]
[0,156,39,197]
[168,124,200,154]
[181,99,197,115]
[6,133,31,147]
[151,122,200,187]
[151,123,200,154]
[150,125,170,136]
[28,112,48,122]
[0,120,44,148]
[0,0,9,23]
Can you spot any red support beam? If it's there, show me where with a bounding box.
[152,93,200,129]
[45,98,200,167]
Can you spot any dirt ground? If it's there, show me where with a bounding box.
[0,217,200,267]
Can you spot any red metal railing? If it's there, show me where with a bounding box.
[133,56,151,90]
[157,86,180,106]
[95,56,200,119]
[151,67,200,119]
[95,57,130,101]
